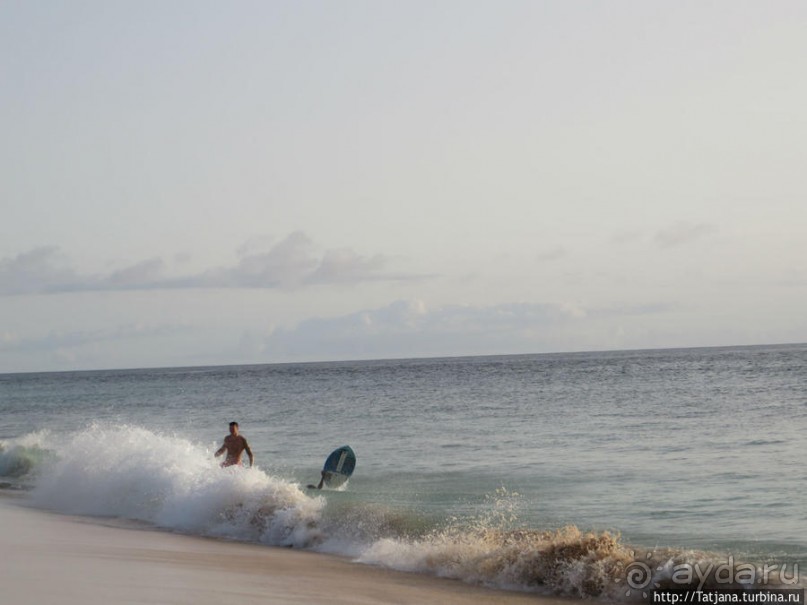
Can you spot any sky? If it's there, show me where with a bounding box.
[2,1,806,372]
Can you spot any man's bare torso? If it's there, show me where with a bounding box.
[221,434,249,466]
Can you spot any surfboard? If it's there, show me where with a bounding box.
[308,445,356,489]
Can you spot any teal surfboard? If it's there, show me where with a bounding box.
[308,445,356,489]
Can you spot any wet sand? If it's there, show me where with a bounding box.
[0,494,563,605]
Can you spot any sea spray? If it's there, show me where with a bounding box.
[30,424,325,547]
[357,525,806,599]
[354,487,804,598]
[355,490,638,598]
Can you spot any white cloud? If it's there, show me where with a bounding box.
[0,232,424,295]
[235,234,278,259]
[307,248,388,285]
[193,231,320,289]
[589,302,681,317]
[0,246,79,295]
[104,258,165,288]
[256,299,673,361]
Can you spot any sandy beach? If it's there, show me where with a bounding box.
[0,493,562,605]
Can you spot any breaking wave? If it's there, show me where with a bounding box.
[3,425,801,600]
[0,431,56,482]
[26,425,324,548]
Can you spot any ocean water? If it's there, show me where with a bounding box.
[1,344,805,599]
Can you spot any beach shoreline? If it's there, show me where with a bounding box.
[0,492,565,605]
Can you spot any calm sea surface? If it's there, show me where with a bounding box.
[1,344,805,598]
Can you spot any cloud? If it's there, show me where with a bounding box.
[235,234,278,259]
[0,232,423,295]
[589,302,681,317]
[104,258,166,288]
[0,246,80,295]
[255,299,673,360]
[191,231,320,289]
[655,221,717,248]
[307,248,389,284]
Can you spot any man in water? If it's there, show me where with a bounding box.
[215,421,254,468]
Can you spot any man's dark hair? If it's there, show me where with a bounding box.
[229,421,239,427]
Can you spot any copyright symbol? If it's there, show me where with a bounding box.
[626,561,653,589]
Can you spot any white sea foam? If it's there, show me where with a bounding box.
[29,424,325,548]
